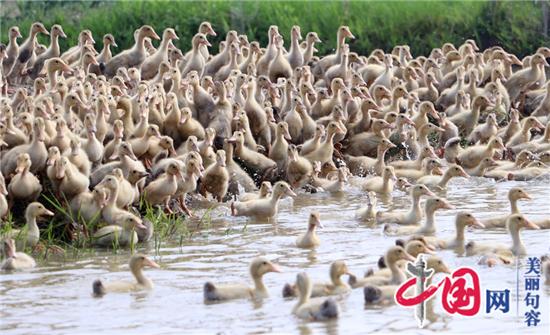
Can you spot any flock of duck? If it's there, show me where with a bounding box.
[0,21,550,321]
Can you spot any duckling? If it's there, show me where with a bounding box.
[103,25,160,77]
[425,212,484,251]
[507,116,544,148]
[203,257,282,302]
[292,272,339,321]
[2,202,53,250]
[239,181,272,202]
[223,140,256,193]
[1,239,36,271]
[508,160,550,181]
[305,121,345,165]
[345,138,396,176]
[231,181,296,218]
[466,214,540,257]
[468,113,498,145]
[68,137,91,177]
[348,246,415,288]
[92,254,159,297]
[465,157,499,177]
[416,164,469,191]
[93,215,145,248]
[457,136,504,169]
[1,117,48,176]
[199,150,230,202]
[364,256,450,305]
[481,188,532,228]
[300,124,325,156]
[395,157,442,181]
[174,158,203,216]
[99,175,141,226]
[286,144,314,188]
[390,146,437,170]
[7,153,42,202]
[361,166,397,194]
[69,187,107,225]
[296,212,322,248]
[54,156,89,199]
[283,261,350,298]
[376,184,435,225]
[229,131,277,173]
[144,162,182,212]
[383,197,454,235]
[356,191,378,222]
[269,121,292,167]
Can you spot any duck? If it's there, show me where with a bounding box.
[292,272,339,321]
[376,184,435,225]
[27,24,67,79]
[286,144,314,188]
[304,121,346,165]
[425,212,484,251]
[416,164,469,191]
[223,140,256,193]
[506,116,544,148]
[7,153,42,202]
[1,117,48,176]
[296,212,322,248]
[283,261,351,298]
[466,214,540,257]
[345,138,396,176]
[394,157,443,181]
[144,162,182,212]
[363,256,450,305]
[239,181,272,202]
[92,254,159,297]
[7,22,49,83]
[199,149,230,202]
[231,181,296,218]
[54,156,89,199]
[181,33,211,77]
[103,25,160,77]
[203,257,282,302]
[1,239,36,271]
[174,158,203,217]
[93,215,145,248]
[348,246,415,288]
[361,166,397,194]
[140,28,178,80]
[356,191,378,222]
[98,175,141,226]
[69,187,107,225]
[505,53,549,101]
[286,25,304,69]
[383,197,454,235]
[481,188,532,228]
[3,26,22,76]
[449,95,493,137]
[229,131,277,173]
[456,136,505,169]
[2,202,54,251]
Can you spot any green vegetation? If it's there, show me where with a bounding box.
[1,1,548,57]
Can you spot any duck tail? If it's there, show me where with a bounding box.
[282,283,296,298]
[377,256,387,269]
[347,273,357,286]
[203,282,218,301]
[319,298,339,319]
[92,279,106,297]
[364,285,382,304]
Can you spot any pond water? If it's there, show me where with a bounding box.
[1,177,549,334]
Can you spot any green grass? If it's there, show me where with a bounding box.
[1,1,548,57]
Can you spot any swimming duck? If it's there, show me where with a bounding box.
[92,254,159,297]
[203,257,282,302]
[356,191,378,222]
[416,164,469,191]
[361,166,397,194]
[348,246,415,288]
[296,212,322,248]
[425,212,484,251]
[466,214,540,257]
[292,272,339,321]
[231,181,296,218]
[376,184,435,225]
[93,215,145,248]
[283,261,351,298]
[1,239,36,271]
[481,188,532,228]
[383,197,454,235]
[2,202,53,251]
[456,136,505,169]
[395,157,442,181]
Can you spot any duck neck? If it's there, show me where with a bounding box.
[132,266,152,287]
[8,34,19,52]
[438,170,453,188]
[25,212,40,236]
[509,227,523,254]
[410,192,421,213]
[48,68,59,88]
[252,274,267,294]
[50,33,60,56]
[423,206,437,230]
[510,198,519,214]
[455,222,466,243]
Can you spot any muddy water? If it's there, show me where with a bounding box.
[1,177,549,334]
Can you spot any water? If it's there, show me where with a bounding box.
[1,177,549,334]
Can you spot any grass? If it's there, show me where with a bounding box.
[1,1,548,57]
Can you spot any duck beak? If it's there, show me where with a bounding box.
[201,40,212,47]
[42,209,55,216]
[441,264,451,274]
[521,193,532,200]
[404,253,415,262]
[460,170,470,178]
[208,27,217,36]
[433,166,444,175]
[286,188,297,197]
[144,257,160,268]
[425,189,436,197]
[524,219,540,230]
[442,202,455,210]
[269,263,283,273]
[471,218,485,228]
[151,31,161,40]
[135,221,147,230]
